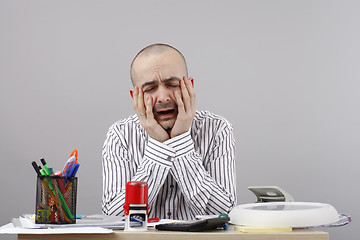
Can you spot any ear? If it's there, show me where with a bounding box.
[189,77,194,87]
[130,89,134,99]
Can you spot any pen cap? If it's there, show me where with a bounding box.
[124,182,149,215]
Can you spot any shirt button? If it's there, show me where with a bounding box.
[170,185,174,188]
[167,211,172,218]
[167,157,171,160]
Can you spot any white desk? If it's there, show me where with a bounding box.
[18,226,328,240]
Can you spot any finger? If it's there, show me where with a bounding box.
[134,88,147,122]
[186,77,196,109]
[145,96,155,119]
[137,88,146,115]
[180,77,191,112]
[184,77,195,99]
[174,90,185,115]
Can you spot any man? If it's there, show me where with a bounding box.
[102,43,236,220]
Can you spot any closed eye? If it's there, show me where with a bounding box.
[144,86,157,93]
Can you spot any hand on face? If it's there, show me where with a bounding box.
[170,76,196,138]
[132,87,170,142]
[131,76,196,142]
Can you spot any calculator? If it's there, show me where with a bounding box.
[155,217,230,232]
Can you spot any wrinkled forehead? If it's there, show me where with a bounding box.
[131,49,187,86]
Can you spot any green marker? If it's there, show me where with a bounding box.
[40,158,51,175]
[40,168,54,190]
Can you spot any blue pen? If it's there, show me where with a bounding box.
[65,163,79,184]
[69,163,79,177]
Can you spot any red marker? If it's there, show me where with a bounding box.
[148,218,160,223]
[54,171,69,205]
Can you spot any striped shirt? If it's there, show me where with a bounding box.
[102,110,237,220]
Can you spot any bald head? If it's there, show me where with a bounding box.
[130,44,188,86]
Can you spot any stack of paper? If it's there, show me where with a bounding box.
[0,214,141,235]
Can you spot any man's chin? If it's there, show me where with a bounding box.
[158,119,175,132]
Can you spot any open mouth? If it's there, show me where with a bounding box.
[157,109,175,115]
[155,108,176,120]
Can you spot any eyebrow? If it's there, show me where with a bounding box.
[141,81,157,89]
[141,76,181,89]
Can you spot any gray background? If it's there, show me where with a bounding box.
[0,0,358,239]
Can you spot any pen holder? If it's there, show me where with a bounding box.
[35,175,77,224]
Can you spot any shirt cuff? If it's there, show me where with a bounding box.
[164,130,195,157]
[144,136,176,167]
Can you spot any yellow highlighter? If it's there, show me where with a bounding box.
[234,225,293,233]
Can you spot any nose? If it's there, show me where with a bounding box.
[155,85,171,103]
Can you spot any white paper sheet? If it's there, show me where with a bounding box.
[10,214,137,229]
[0,223,114,234]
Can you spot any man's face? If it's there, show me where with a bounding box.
[131,50,187,131]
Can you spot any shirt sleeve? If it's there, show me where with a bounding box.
[167,124,237,216]
[102,126,176,217]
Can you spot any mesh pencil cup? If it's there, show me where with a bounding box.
[35,175,77,224]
